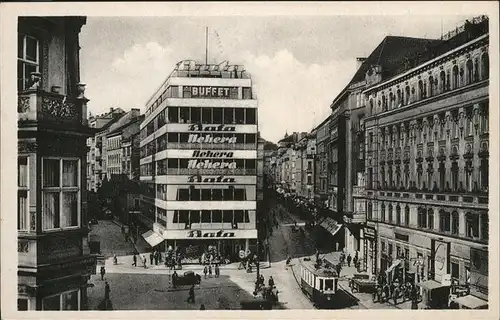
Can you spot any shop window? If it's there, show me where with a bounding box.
[439,210,450,232]
[202,108,212,124]
[481,213,488,240]
[213,108,223,124]
[17,299,28,311]
[465,212,479,238]
[191,107,201,123]
[245,108,256,124]
[18,34,40,91]
[168,107,179,123]
[201,210,211,223]
[42,159,79,230]
[223,211,233,223]
[427,209,434,230]
[223,108,234,124]
[212,210,222,223]
[190,211,200,224]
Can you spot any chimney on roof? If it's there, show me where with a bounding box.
[356,57,367,70]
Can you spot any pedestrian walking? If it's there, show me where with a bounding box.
[336,263,342,277]
[347,254,352,267]
[113,254,118,265]
[187,285,195,303]
[208,264,213,277]
[100,266,106,280]
[268,276,275,288]
[172,271,178,289]
[142,255,147,269]
[215,264,220,278]
[259,274,265,286]
[203,265,208,279]
[154,251,159,265]
[104,281,111,300]
[150,252,154,265]
[285,255,291,270]
[353,255,358,269]
[132,253,137,267]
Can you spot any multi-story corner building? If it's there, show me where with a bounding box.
[314,116,331,207]
[295,133,316,199]
[86,107,126,192]
[17,16,95,310]
[329,35,444,262]
[138,60,259,259]
[105,109,143,178]
[363,16,489,308]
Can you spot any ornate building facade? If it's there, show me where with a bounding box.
[17,16,95,310]
[363,16,489,307]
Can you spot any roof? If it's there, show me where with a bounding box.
[108,113,144,136]
[299,255,338,278]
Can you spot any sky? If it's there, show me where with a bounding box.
[79,15,471,143]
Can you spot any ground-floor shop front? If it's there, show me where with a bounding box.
[143,223,258,264]
[374,223,488,308]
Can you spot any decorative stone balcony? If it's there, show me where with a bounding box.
[18,89,88,127]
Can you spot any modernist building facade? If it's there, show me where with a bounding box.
[363,17,489,306]
[17,16,95,310]
[86,108,126,192]
[139,60,259,259]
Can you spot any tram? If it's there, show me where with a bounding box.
[299,256,339,308]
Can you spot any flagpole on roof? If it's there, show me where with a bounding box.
[205,26,209,65]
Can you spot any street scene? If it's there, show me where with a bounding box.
[10,2,495,314]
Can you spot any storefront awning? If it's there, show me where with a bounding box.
[141,230,164,247]
[417,280,449,291]
[386,259,402,274]
[319,217,343,237]
[453,295,488,309]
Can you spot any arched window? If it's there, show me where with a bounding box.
[388,204,393,222]
[439,210,450,232]
[428,76,434,97]
[466,59,474,84]
[465,212,479,238]
[369,99,374,115]
[396,89,402,107]
[405,206,410,226]
[381,203,386,221]
[418,207,426,228]
[427,208,434,230]
[405,86,410,104]
[481,53,489,80]
[440,71,446,92]
[474,58,479,82]
[451,211,459,235]
[389,92,394,109]
[382,95,387,111]
[418,80,424,100]
[396,205,401,225]
[452,65,459,89]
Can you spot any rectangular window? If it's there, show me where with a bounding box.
[18,157,29,231]
[451,262,459,280]
[242,87,252,99]
[245,108,256,124]
[235,108,244,124]
[201,210,211,223]
[18,34,40,91]
[42,158,80,231]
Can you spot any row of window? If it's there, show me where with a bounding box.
[145,85,253,116]
[141,107,257,139]
[107,154,121,166]
[369,54,489,115]
[140,158,257,176]
[369,158,489,193]
[177,187,247,201]
[369,203,488,240]
[18,157,81,231]
[374,102,489,150]
[164,209,251,224]
[140,133,257,158]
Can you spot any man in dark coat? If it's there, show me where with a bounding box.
[347,254,352,267]
[150,252,154,265]
[187,285,195,303]
[100,266,106,281]
[132,254,137,267]
[104,281,111,300]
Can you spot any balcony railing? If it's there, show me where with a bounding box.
[163,142,256,150]
[18,90,87,126]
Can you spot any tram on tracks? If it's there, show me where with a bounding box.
[299,256,339,308]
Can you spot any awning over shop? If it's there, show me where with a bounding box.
[453,295,488,309]
[319,217,343,237]
[417,280,449,291]
[141,230,164,247]
[386,259,402,274]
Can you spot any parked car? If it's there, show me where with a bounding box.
[176,271,201,286]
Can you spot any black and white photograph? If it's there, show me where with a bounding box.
[1,1,499,318]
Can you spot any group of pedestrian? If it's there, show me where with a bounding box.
[254,274,279,305]
[150,250,162,266]
[132,253,148,269]
[203,263,220,278]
